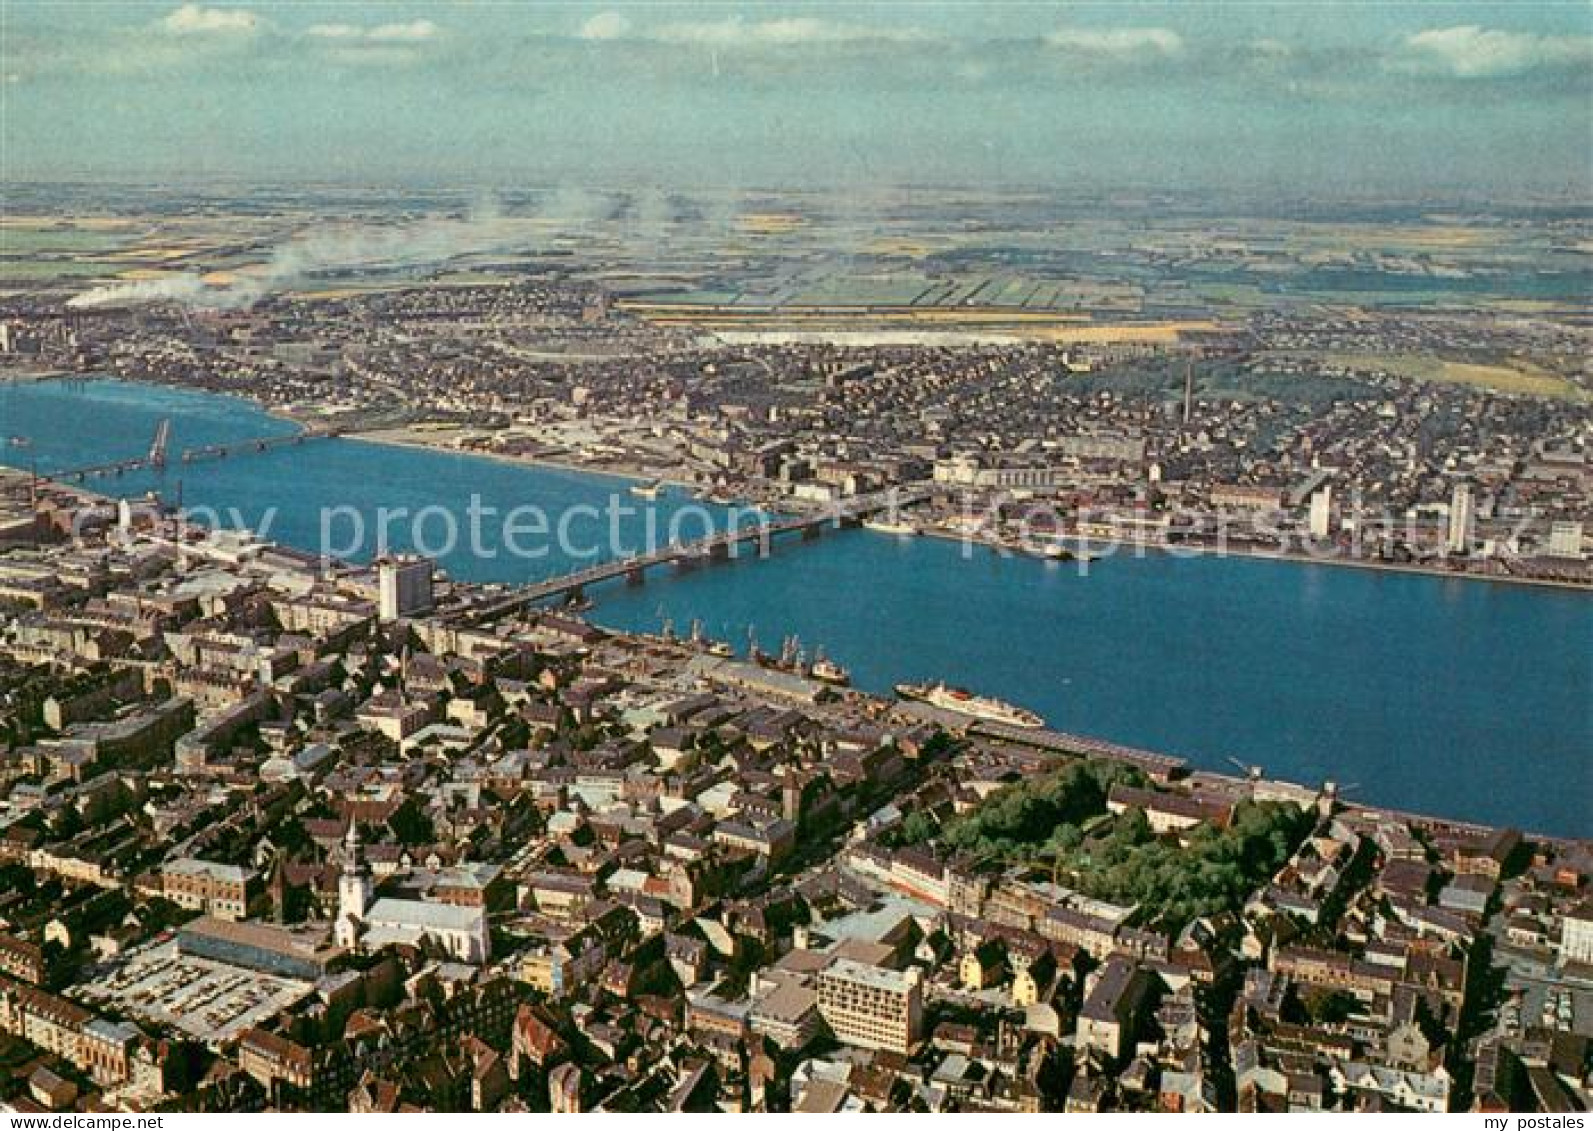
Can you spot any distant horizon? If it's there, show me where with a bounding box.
[4,2,1590,199]
[5,175,1592,213]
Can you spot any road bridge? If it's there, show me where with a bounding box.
[460,484,934,625]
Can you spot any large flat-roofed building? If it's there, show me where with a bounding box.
[816,957,922,1054]
[1210,484,1283,511]
[177,917,339,982]
[749,979,822,1048]
[1547,520,1585,560]
[1561,901,1593,967]
[1309,485,1334,538]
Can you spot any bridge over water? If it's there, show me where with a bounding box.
[39,422,342,484]
[459,483,935,624]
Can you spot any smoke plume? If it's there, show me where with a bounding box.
[66,197,524,310]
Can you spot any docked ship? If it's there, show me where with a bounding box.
[1038,542,1098,562]
[630,479,664,500]
[808,646,851,686]
[863,517,918,537]
[1008,539,1101,564]
[894,681,1045,728]
[689,619,735,657]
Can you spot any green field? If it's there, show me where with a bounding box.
[1266,350,1581,398]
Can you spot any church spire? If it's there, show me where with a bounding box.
[337,819,373,950]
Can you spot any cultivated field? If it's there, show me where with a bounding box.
[1271,351,1581,398]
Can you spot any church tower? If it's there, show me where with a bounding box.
[336,822,373,950]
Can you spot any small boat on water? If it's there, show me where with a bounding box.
[630,479,664,500]
[712,493,753,509]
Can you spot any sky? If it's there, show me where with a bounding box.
[2,2,1590,199]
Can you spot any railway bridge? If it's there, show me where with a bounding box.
[40,422,341,483]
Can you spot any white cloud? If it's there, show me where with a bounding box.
[1044,26,1183,59]
[652,17,928,48]
[305,23,363,41]
[1400,25,1592,78]
[368,20,438,43]
[303,18,439,64]
[307,19,438,43]
[160,4,260,36]
[579,12,632,41]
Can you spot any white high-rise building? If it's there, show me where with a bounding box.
[816,959,923,1054]
[377,555,434,621]
[1446,484,1474,554]
[1308,485,1334,539]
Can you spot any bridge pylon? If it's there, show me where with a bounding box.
[148,419,171,469]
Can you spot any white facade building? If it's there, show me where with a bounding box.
[377,555,434,621]
[1447,484,1474,554]
[1547,520,1585,561]
[1308,486,1334,539]
[335,823,489,963]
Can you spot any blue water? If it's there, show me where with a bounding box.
[3,378,1589,836]
[0,378,744,582]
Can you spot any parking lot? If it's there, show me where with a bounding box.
[1492,944,1592,1040]
[73,939,314,1045]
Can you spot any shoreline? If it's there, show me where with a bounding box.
[0,368,70,383]
[345,427,697,491]
[625,628,1587,845]
[9,373,1588,596]
[1143,536,1593,593]
[907,522,1593,594]
[1,376,1584,839]
[329,425,1593,596]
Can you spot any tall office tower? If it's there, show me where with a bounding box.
[377,554,435,621]
[1309,485,1334,539]
[1447,484,1474,554]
